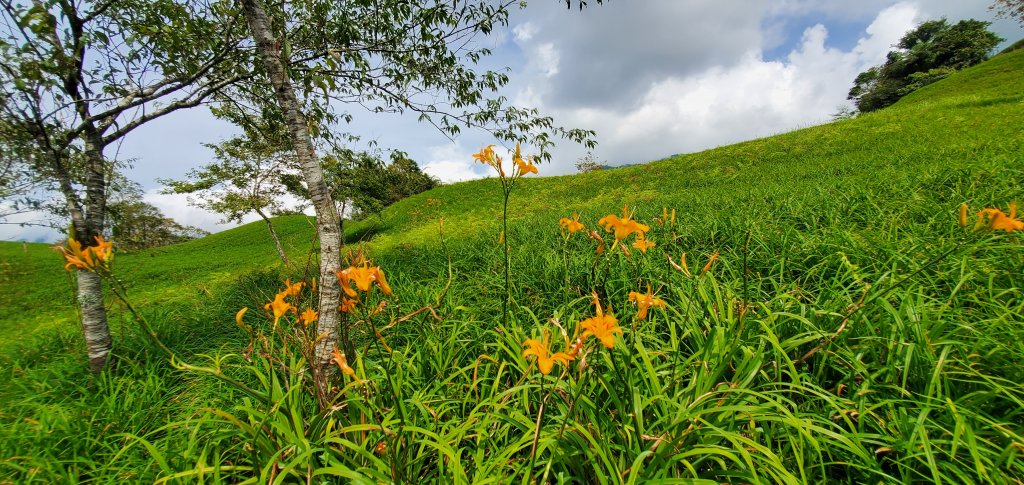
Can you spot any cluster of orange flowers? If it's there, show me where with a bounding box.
[336,252,392,314]
[523,294,621,375]
[55,235,114,273]
[332,253,393,379]
[254,278,318,326]
[560,204,658,255]
[599,204,653,253]
[472,143,538,179]
[963,202,1024,232]
[522,287,667,375]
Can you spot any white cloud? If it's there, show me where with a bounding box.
[0,202,59,242]
[421,143,488,183]
[143,190,250,233]
[518,2,924,171]
[512,22,537,42]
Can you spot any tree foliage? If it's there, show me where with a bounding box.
[991,0,1024,25]
[162,136,299,225]
[108,200,208,250]
[848,18,1003,113]
[220,0,596,162]
[318,150,439,221]
[161,134,301,265]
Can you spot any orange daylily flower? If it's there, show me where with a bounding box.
[56,236,90,271]
[56,235,114,273]
[331,346,357,378]
[559,212,586,235]
[579,293,622,348]
[264,293,296,322]
[235,307,248,327]
[473,144,497,165]
[522,330,574,375]
[473,144,506,178]
[92,236,113,264]
[701,251,720,274]
[668,252,692,277]
[598,204,650,245]
[512,143,538,177]
[976,203,1024,232]
[339,298,358,314]
[337,261,393,297]
[299,308,318,325]
[628,286,666,321]
[281,279,305,298]
[515,158,538,176]
[632,233,655,253]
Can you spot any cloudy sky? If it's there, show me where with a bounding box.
[3,0,1021,242]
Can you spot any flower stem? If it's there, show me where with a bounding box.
[502,183,511,329]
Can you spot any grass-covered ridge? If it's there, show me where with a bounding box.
[1,49,1022,482]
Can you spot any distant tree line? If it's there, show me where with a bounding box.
[108,200,208,251]
[847,18,1004,113]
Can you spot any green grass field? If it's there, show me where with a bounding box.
[1,49,1023,483]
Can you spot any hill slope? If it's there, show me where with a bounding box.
[1,49,1023,482]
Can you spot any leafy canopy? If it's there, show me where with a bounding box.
[847,18,1003,113]
[160,135,301,224]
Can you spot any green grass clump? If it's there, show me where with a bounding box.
[2,49,1024,483]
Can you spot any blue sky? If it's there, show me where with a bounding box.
[3,0,1022,242]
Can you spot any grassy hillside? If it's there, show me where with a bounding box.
[1,49,1023,482]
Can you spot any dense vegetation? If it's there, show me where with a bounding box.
[1,49,1023,483]
[848,18,1003,112]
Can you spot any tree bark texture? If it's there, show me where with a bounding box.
[76,270,112,373]
[239,0,346,372]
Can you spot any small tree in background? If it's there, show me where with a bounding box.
[284,148,439,243]
[324,149,438,221]
[575,152,605,173]
[108,200,208,250]
[0,0,247,372]
[848,18,1003,113]
[161,136,300,266]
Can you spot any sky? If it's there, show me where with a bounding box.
[3,0,1021,242]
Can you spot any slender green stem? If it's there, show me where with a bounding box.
[527,377,548,484]
[105,276,174,359]
[502,183,511,329]
[363,302,408,482]
[562,237,570,307]
[558,349,594,439]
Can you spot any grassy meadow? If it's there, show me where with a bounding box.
[1,49,1023,483]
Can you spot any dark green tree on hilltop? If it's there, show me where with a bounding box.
[848,19,1003,113]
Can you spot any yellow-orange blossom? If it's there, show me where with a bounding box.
[579,293,622,348]
[522,330,574,375]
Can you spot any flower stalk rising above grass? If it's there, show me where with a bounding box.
[473,143,538,328]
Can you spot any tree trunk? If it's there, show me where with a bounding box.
[46,143,113,373]
[78,135,114,372]
[240,0,346,373]
[77,270,112,373]
[256,209,291,266]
